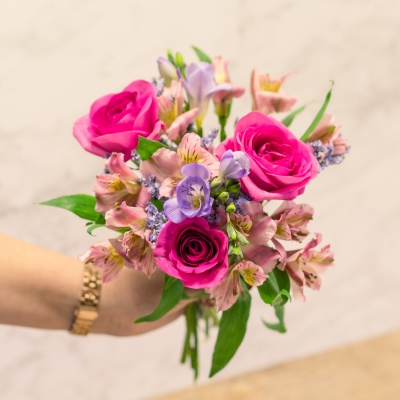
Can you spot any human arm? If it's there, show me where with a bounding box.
[0,232,189,336]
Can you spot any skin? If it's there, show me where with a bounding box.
[0,233,194,336]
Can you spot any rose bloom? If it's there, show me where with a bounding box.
[216,112,319,201]
[73,80,164,161]
[154,218,228,289]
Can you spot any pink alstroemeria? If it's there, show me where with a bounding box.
[79,239,130,283]
[286,233,334,302]
[241,201,288,270]
[94,152,151,214]
[157,80,199,141]
[206,260,266,311]
[140,132,220,197]
[305,114,348,156]
[212,56,245,118]
[105,202,157,276]
[226,201,282,273]
[251,69,297,115]
[271,201,314,242]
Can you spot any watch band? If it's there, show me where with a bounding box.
[70,263,102,335]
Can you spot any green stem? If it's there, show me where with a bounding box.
[181,303,199,379]
[196,126,203,137]
[218,116,227,142]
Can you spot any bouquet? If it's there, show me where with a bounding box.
[41,46,349,378]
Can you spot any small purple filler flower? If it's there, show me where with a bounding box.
[219,150,250,180]
[164,163,214,223]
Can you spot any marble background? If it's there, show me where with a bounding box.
[1,0,400,399]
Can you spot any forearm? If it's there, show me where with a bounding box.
[0,233,82,330]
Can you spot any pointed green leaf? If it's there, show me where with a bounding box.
[136,136,168,161]
[167,49,176,66]
[300,82,334,141]
[39,194,100,222]
[191,46,212,63]
[258,268,290,306]
[209,281,251,377]
[150,198,164,211]
[86,224,106,236]
[135,275,183,323]
[281,104,307,128]
[263,305,287,333]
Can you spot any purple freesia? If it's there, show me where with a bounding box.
[164,163,213,223]
[219,150,250,180]
[157,57,179,87]
[182,62,232,128]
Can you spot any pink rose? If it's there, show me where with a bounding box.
[73,80,164,161]
[154,218,228,289]
[216,112,319,201]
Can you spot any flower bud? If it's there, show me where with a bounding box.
[157,57,179,87]
[217,191,230,204]
[219,150,250,180]
[226,202,236,213]
[226,180,241,193]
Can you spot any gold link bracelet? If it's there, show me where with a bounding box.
[70,264,102,335]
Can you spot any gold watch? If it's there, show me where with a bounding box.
[70,264,102,335]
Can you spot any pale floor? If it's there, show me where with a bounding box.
[152,330,400,400]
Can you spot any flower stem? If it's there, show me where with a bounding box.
[180,302,199,380]
[219,116,227,142]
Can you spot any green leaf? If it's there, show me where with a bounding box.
[263,305,287,333]
[86,224,106,236]
[136,136,168,161]
[281,104,307,128]
[167,49,176,66]
[135,275,183,323]
[258,268,291,306]
[209,280,251,377]
[300,82,334,141]
[95,213,106,224]
[150,198,164,211]
[39,194,100,222]
[192,46,212,63]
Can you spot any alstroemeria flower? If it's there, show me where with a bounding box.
[212,56,245,118]
[235,201,288,272]
[206,260,266,311]
[164,163,213,223]
[140,132,220,197]
[157,57,179,87]
[94,152,151,214]
[251,69,297,115]
[218,150,250,180]
[271,201,314,242]
[285,233,334,301]
[79,239,130,283]
[105,202,157,276]
[182,62,232,128]
[157,80,199,141]
[305,114,348,156]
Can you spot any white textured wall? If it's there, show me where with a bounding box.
[1,0,400,399]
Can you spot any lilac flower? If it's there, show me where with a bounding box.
[201,128,219,148]
[308,140,350,172]
[164,163,214,223]
[182,62,232,128]
[145,202,167,244]
[219,150,250,180]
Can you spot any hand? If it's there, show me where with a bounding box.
[91,268,196,336]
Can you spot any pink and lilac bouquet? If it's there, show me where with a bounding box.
[41,46,349,378]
